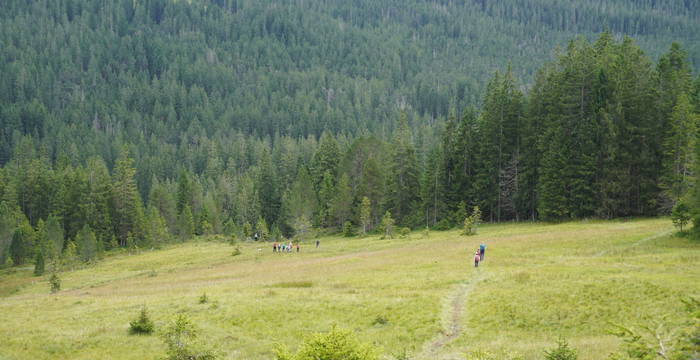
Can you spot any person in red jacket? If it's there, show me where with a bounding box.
[474,250,481,267]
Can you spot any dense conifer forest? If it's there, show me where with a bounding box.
[1,0,699,266]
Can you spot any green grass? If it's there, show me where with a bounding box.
[0,218,697,359]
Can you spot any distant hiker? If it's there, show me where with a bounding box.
[474,250,480,267]
[316,239,320,248]
[273,242,277,252]
[254,233,259,241]
[288,242,293,253]
[479,243,486,260]
[296,243,300,252]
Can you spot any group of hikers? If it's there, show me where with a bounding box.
[272,239,321,253]
[474,243,486,267]
[273,241,298,253]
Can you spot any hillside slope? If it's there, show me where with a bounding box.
[0,218,697,359]
[1,0,699,158]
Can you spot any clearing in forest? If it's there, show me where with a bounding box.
[0,218,697,360]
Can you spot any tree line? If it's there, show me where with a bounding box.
[1,32,700,269]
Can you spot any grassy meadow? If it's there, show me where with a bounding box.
[0,218,698,359]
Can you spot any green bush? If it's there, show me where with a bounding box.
[49,272,61,293]
[129,306,155,335]
[543,338,577,360]
[433,218,452,231]
[672,201,691,233]
[380,211,394,239]
[232,246,241,256]
[463,206,482,236]
[342,222,355,237]
[162,314,217,360]
[398,227,410,238]
[274,325,378,360]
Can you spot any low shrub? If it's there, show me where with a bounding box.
[199,292,209,304]
[543,338,577,360]
[162,314,217,360]
[129,306,155,335]
[343,222,355,237]
[49,272,61,293]
[433,218,452,231]
[274,325,378,360]
[372,315,388,325]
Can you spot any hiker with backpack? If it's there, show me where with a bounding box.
[479,243,486,261]
[474,250,481,267]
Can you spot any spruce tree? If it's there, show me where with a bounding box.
[146,206,170,247]
[359,196,371,235]
[178,205,195,241]
[176,170,192,215]
[34,248,45,276]
[85,156,113,248]
[311,132,341,191]
[258,150,281,227]
[77,225,98,263]
[45,215,64,259]
[380,211,395,239]
[293,215,312,242]
[661,94,697,207]
[357,157,385,227]
[112,146,145,247]
[385,112,420,225]
[421,145,445,228]
[9,220,33,266]
[255,217,269,241]
[317,170,335,227]
[330,174,353,228]
[280,166,318,230]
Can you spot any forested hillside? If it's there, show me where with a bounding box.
[1,0,700,268]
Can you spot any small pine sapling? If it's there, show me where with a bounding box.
[671,201,691,233]
[162,314,216,360]
[34,250,45,276]
[129,306,155,335]
[543,338,577,360]
[342,221,355,237]
[380,211,395,239]
[49,272,61,293]
[463,206,482,236]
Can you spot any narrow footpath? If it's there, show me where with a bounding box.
[417,271,486,360]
